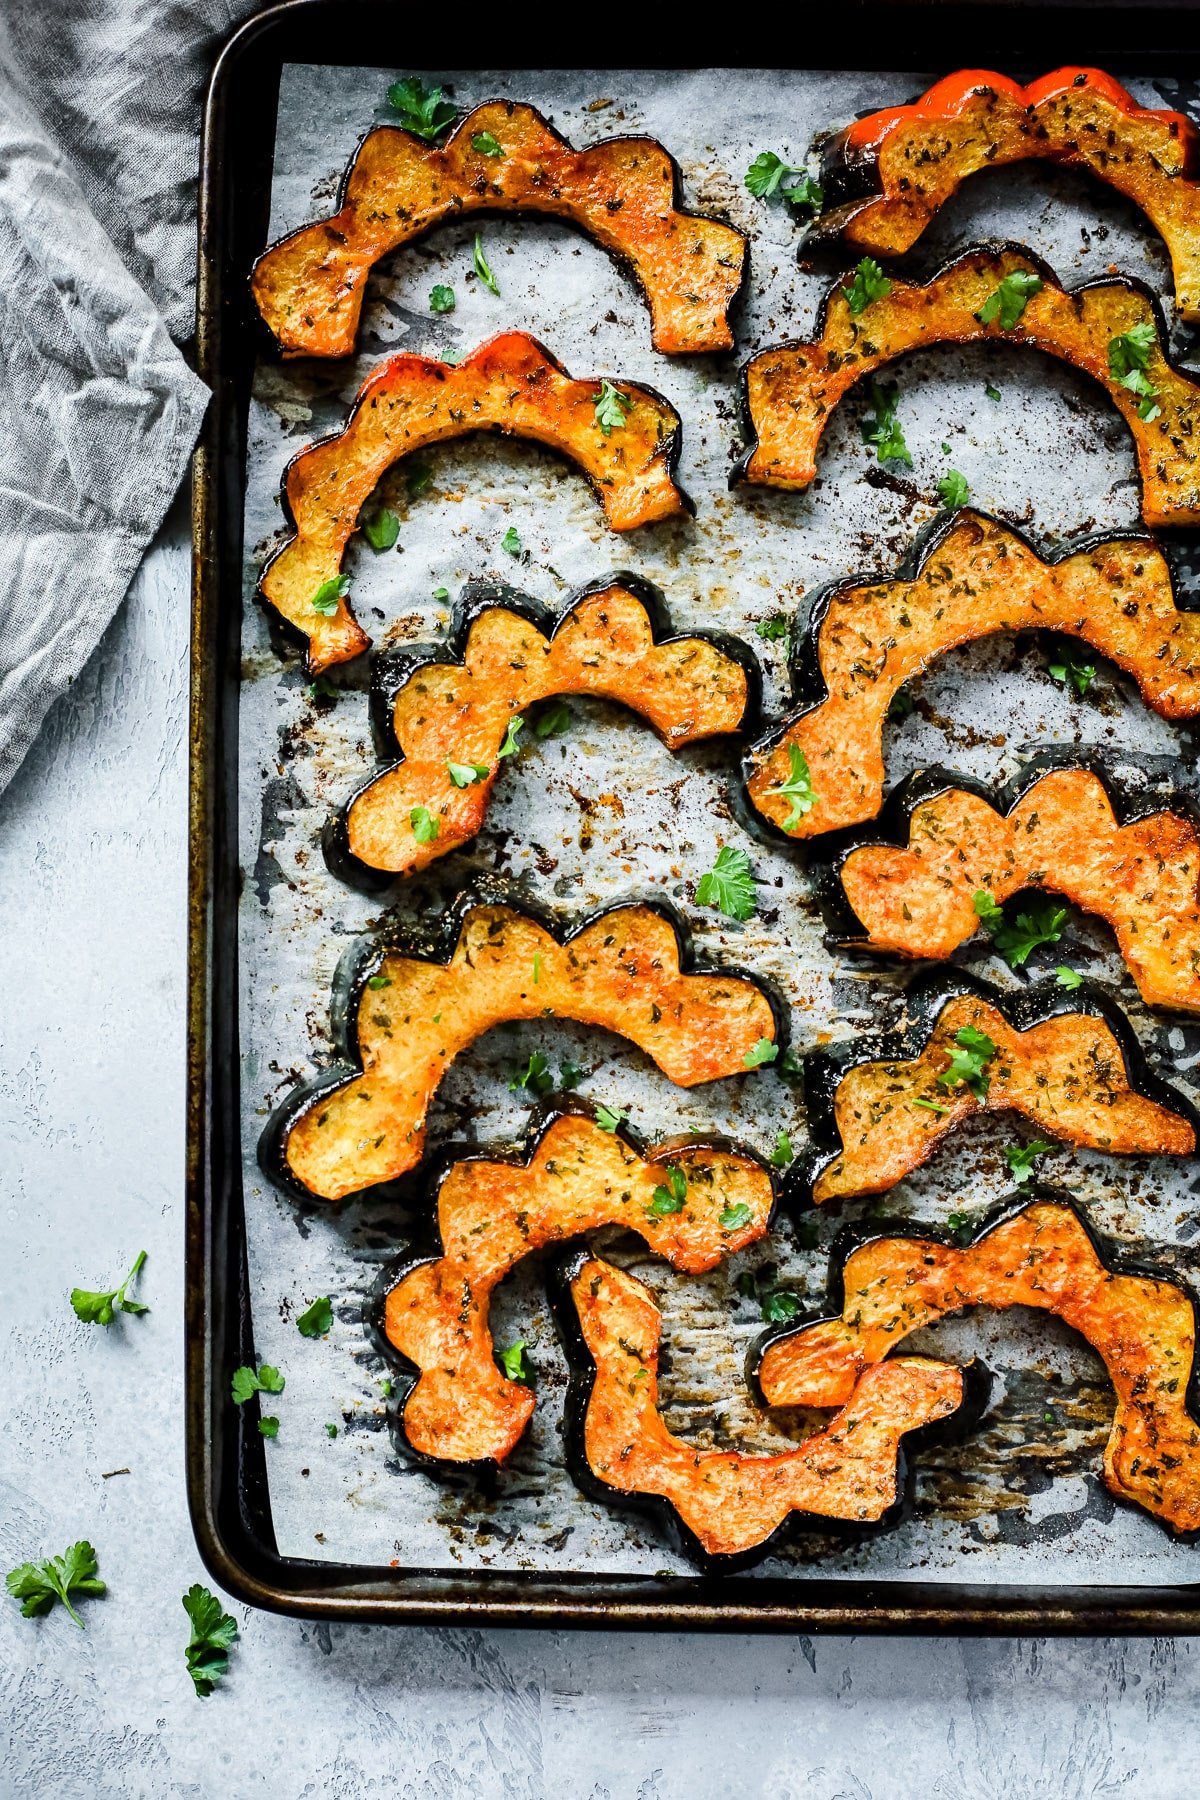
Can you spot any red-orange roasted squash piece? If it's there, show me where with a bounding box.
[260,333,688,673]
[343,580,751,877]
[273,902,777,1201]
[738,247,1200,528]
[384,1112,772,1465]
[748,511,1200,841]
[837,766,1200,1013]
[758,1202,1200,1533]
[566,1255,962,1558]
[818,68,1200,320]
[251,101,747,358]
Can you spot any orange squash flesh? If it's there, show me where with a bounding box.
[815,993,1195,1204]
[571,1256,962,1555]
[739,248,1200,528]
[347,583,750,875]
[384,1114,772,1464]
[822,68,1200,320]
[259,332,688,674]
[839,767,1200,1013]
[748,511,1200,840]
[758,1202,1200,1533]
[284,903,777,1200]
[250,101,747,358]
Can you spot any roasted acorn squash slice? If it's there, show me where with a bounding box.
[259,332,689,673]
[831,760,1200,1013]
[556,1251,962,1562]
[736,246,1200,527]
[757,1199,1200,1534]
[816,68,1200,320]
[748,509,1200,842]
[259,891,780,1202]
[801,971,1196,1207]
[332,575,755,882]
[251,101,747,358]
[380,1107,773,1467]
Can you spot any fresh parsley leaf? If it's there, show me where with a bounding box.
[498,715,524,758]
[765,742,817,831]
[473,232,500,297]
[532,701,571,739]
[362,507,400,552]
[367,974,391,990]
[71,1250,148,1326]
[861,379,912,468]
[379,1378,394,1398]
[946,1211,971,1239]
[325,1422,338,1438]
[696,845,757,921]
[496,1341,532,1383]
[937,468,970,508]
[595,1105,624,1132]
[647,1165,688,1218]
[976,270,1043,330]
[443,347,462,365]
[743,1038,779,1069]
[231,1363,285,1404]
[756,615,789,642]
[745,153,822,210]
[985,383,1002,402]
[937,1024,998,1101]
[1048,642,1095,698]
[510,1051,554,1098]
[778,1048,803,1080]
[447,757,489,787]
[501,526,522,558]
[429,284,455,314]
[974,890,1068,968]
[761,1288,800,1324]
[912,1096,951,1116]
[1055,965,1083,990]
[594,380,632,436]
[1108,323,1161,421]
[305,675,340,702]
[6,1542,105,1629]
[559,1060,584,1090]
[410,806,439,844]
[888,686,915,719]
[182,1583,239,1697]
[311,575,349,616]
[768,1129,794,1168]
[407,459,433,498]
[1005,1139,1055,1185]
[386,77,456,141]
[258,1416,279,1438]
[296,1296,333,1339]
[471,130,504,158]
[843,257,892,317]
[433,585,449,600]
[720,1202,755,1231]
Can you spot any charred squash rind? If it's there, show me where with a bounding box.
[256,880,786,1206]
[250,100,749,359]
[325,572,760,887]
[797,967,1198,1209]
[813,68,1200,321]
[258,333,691,675]
[549,1247,967,1570]
[732,243,1200,528]
[367,1102,776,1473]
[752,1192,1200,1537]
[745,508,1200,843]
[819,752,1200,1014]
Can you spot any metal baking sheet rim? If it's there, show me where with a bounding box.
[188,0,1200,1629]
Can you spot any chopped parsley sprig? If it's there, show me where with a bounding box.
[843,257,892,316]
[71,1251,149,1326]
[937,1025,997,1101]
[183,1584,239,1697]
[976,270,1043,330]
[1108,322,1161,422]
[386,77,456,141]
[861,380,912,469]
[745,152,822,212]
[696,845,757,921]
[765,744,817,831]
[974,890,1068,968]
[6,1542,105,1628]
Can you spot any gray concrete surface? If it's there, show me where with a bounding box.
[3,504,1200,1795]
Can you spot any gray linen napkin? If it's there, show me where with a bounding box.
[0,0,255,797]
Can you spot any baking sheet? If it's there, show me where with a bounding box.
[238,63,1200,1582]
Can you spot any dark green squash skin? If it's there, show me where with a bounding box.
[323,570,764,894]
[249,99,751,363]
[746,1185,1200,1541]
[738,507,1193,852]
[728,239,1185,495]
[255,875,792,1212]
[794,966,1200,1214]
[547,1244,987,1576]
[362,1096,779,1482]
[809,747,1200,965]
